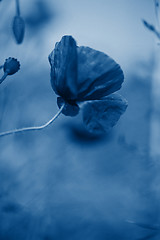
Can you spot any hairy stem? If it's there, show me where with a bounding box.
[0,72,8,84]
[0,105,64,138]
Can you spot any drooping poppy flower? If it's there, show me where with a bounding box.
[0,36,127,138]
[49,35,127,134]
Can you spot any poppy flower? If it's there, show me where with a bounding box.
[0,36,127,138]
[49,35,127,134]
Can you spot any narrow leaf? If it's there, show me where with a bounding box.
[137,232,158,240]
[127,220,160,231]
[142,19,160,39]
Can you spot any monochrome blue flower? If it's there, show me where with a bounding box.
[49,36,124,105]
[0,35,127,137]
[49,35,127,133]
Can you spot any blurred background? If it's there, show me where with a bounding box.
[0,0,159,239]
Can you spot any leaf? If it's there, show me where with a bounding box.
[82,94,128,134]
[12,16,25,44]
[142,19,160,39]
[127,220,160,231]
[137,232,158,240]
[48,35,78,100]
[57,97,79,117]
[77,46,124,100]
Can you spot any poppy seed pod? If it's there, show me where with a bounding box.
[12,16,25,44]
[3,58,20,75]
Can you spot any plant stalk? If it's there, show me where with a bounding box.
[15,0,20,16]
[0,72,8,84]
[0,105,64,138]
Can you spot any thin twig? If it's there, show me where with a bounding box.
[0,104,64,137]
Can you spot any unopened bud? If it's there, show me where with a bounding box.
[12,16,25,44]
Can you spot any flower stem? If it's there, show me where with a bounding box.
[154,0,160,31]
[0,72,8,84]
[0,105,64,138]
[0,65,4,70]
[15,0,20,16]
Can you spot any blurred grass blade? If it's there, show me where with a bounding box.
[127,220,160,230]
[154,0,160,29]
[142,19,160,39]
[137,232,158,240]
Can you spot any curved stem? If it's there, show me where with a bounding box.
[15,0,20,16]
[0,105,64,138]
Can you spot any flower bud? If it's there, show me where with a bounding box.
[3,58,20,75]
[12,16,25,44]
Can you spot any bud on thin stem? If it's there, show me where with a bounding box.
[0,58,20,84]
[13,15,25,44]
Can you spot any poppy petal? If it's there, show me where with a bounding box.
[49,35,78,100]
[82,93,128,134]
[77,47,124,100]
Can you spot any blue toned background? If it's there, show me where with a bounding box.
[0,0,159,239]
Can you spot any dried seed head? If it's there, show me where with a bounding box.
[3,58,20,75]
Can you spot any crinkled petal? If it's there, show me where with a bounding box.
[48,36,78,100]
[82,93,128,134]
[77,47,124,100]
